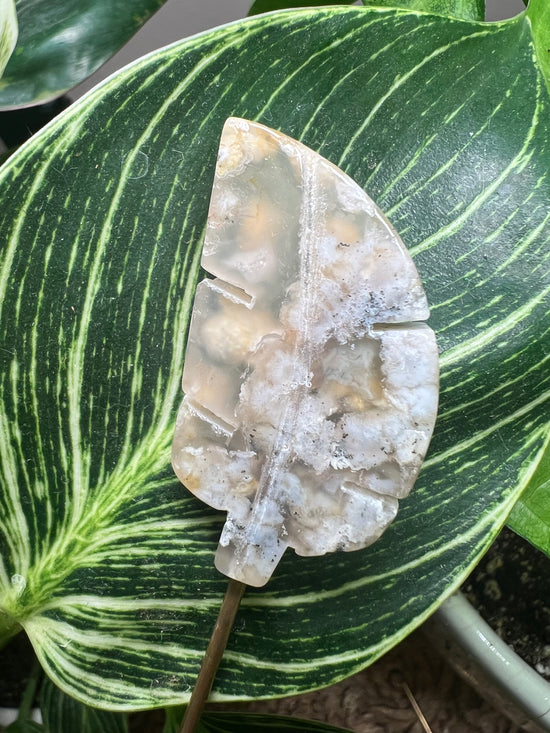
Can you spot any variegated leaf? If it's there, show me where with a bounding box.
[164,708,355,733]
[40,676,128,733]
[0,2,548,710]
[0,0,168,110]
[0,0,17,78]
[360,0,485,19]
[198,713,355,733]
[248,0,484,20]
[508,433,550,556]
[248,0,356,17]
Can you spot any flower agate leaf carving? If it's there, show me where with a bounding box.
[172,118,439,587]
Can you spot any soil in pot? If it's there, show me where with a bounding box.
[463,526,550,680]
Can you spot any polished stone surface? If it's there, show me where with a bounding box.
[172,117,439,586]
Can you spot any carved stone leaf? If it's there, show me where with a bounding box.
[172,118,439,586]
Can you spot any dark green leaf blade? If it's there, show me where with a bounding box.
[0,0,17,77]
[199,712,354,733]
[0,5,548,709]
[250,0,486,21]
[360,0,485,21]
[508,435,550,556]
[0,0,168,110]
[163,706,185,733]
[528,0,550,91]
[40,676,128,733]
[248,0,355,15]
[5,722,43,732]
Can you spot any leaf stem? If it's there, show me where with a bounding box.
[179,578,246,733]
[18,654,42,723]
[0,609,21,649]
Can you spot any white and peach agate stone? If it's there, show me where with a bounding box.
[172,117,439,587]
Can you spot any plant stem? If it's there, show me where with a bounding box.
[18,655,42,722]
[0,610,21,650]
[179,578,246,733]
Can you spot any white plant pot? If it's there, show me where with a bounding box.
[426,592,550,732]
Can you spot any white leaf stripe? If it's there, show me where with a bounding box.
[19,412,546,704]
[438,288,550,369]
[439,354,550,425]
[23,492,513,705]
[2,31,236,577]
[410,106,542,256]
[40,675,127,733]
[257,13,417,129]
[0,0,17,76]
[338,22,509,168]
[382,69,526,216]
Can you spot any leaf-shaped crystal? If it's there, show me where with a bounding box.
[172,118,439,587]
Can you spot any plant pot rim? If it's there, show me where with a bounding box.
[426,591,550,732]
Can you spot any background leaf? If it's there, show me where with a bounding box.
[503,0,550,563]
[248,0,484,21]
[0,0,168,110]
[198,712,354,733]
[0,0,17,78]
[361,0,485,21]
[508,434,550,556]
[163,709,354,733]
[0,4,548,710]
[248,0,355,16]
[40,676,128,733]
[163,706,185,733]
[527,0,550,92]
[5,722,43,732]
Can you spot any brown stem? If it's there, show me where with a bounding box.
[179,578,246,733]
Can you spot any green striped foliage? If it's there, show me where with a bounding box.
[527,0,550,94]
[361,0,485,20]
[505,0,550,555]
[165,708,354,733]
[0,0,17,78]
[248,0,357,17]
[5,722,43,732]
[248,0,484,20]
[0,3,548,711]
[508,436,550,555]
[0,0,168,110]
[198,713,354,733]
[40,677,128,733]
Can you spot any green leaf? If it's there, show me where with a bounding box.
[5,722,43,732]
[169,710,346,733]
[508,433,550,556]
[0,0,17,78]
[503,0,550,562]
[40,676,128,733]
[163,706,185,733]
[248,0,484,21]
[361,0,485,22]
[0,0,168,110]
[0,4,548,709]
[199,712,354,733]
[527,0,550,93]
[248,0,355,16]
